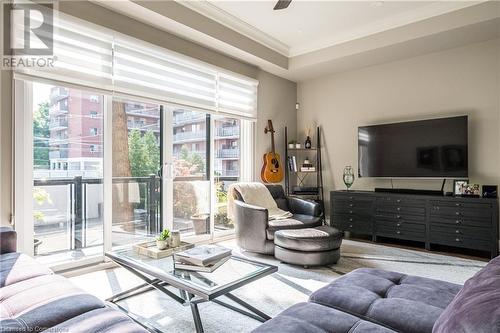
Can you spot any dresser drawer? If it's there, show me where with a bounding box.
[332,215,372,234]
[377,196,426,207]
[430,223,491,241]
[429,200,493,210]
[430,205,491,219]
[376,221,426,241]
[429,232,492,251]
[376,205,425,215]
[375,212,425,223]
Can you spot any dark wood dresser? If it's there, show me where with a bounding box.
[330,190,499,258]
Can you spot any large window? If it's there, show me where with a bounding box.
[13,13,256,267]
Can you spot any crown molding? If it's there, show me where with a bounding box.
[177,0,290,57]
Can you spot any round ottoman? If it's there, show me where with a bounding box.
[274,225,343,267]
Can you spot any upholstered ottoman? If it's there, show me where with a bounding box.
[274,225,343,267]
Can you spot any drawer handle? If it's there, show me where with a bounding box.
[349,210,353,214]
[435,206,440,210]
[455,230,460,234]
[397,223,401,227]
[455,238,461,242]
[349,218,353,222]
[349,203,354,207]
[455,203,462,207]
[397,215,401,219]
[455,212,461,216]
[396,199,401,203]
[455,220,461,225]
[349,224,353,228]
[349,197,353,200]
[397,207,401,211]
[396,231,401,234]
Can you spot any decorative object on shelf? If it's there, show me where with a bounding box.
[453,180,469,196]
[301,158,316,172]
[284,126,324,218]
[343,166,355,190]
[482,185,498,198]
[305,127,312,149]
[156,229,171,250]
[170,230,181,247]
[288,140,297,149]
[261,120,284,183]
[295,143,301,149]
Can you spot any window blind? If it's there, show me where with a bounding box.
[218,73,258,119]
[113,38,217,111]
[15,12,258,119]
[16,12,114,91]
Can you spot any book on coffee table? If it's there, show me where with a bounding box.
[174,256,230,272]
[174,245,232,267]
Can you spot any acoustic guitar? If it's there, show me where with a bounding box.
[261,120,284,183]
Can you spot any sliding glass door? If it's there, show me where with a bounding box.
[111,98,162,247]
[16,79,252,266]
[30,81,104,261]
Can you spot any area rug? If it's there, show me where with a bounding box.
[69,239,487,333]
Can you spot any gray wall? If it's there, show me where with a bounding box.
[298,39,500,214]
[256,71,297,181]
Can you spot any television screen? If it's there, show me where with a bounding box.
[358,116,468,178]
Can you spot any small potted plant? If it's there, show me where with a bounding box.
[156,229,171,250]
[295,142,301,149]
[288,140,297,149]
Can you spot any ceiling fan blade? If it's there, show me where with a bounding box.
[273,0,292,10]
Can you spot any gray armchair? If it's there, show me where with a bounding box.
[234,185,322,255]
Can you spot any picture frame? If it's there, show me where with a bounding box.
[453,179,469,196]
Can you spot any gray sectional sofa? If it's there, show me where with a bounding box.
[0,227,148,333]
[254,255,500,333]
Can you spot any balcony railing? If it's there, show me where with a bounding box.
[216,148,239,158]
[173,131,206,142]
[49,119,68,130]
[214,169,239,177]
[128,122,160,133]
[173,113,205,124]
[216,126,240,137]
[33,176,161,254]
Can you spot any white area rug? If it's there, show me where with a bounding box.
[69,239,487,333]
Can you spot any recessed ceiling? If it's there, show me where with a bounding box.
[186,1,482,56]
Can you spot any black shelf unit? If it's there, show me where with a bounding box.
[284,126,325,217]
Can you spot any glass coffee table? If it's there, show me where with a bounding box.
[105,247,278,333]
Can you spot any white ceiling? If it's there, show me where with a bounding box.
[187,1,482,56]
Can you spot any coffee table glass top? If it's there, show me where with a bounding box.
[106,247,277,298]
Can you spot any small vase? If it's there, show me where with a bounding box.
[343,166,355,190]
[156,239,168,250]
[295,143,301,149]
[170,230,181,247]
[305,136,312,149]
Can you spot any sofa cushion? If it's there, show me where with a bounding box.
[274,226,343,252]
[0,253,52,287]
[0,274,102,320]
[433,255,500,333]
[266,215,322,239]
[50,307,147,333]
[252,302,397,333]
[309,268,461,333]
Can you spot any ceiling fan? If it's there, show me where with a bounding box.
[273,0,292,10]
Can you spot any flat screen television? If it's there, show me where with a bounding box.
[358,116,468,178]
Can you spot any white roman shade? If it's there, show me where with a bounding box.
[218,73,258,119]
[113,38,218,111]
[16,12,114,91]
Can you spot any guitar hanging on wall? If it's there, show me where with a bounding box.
[261,120,284,183]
